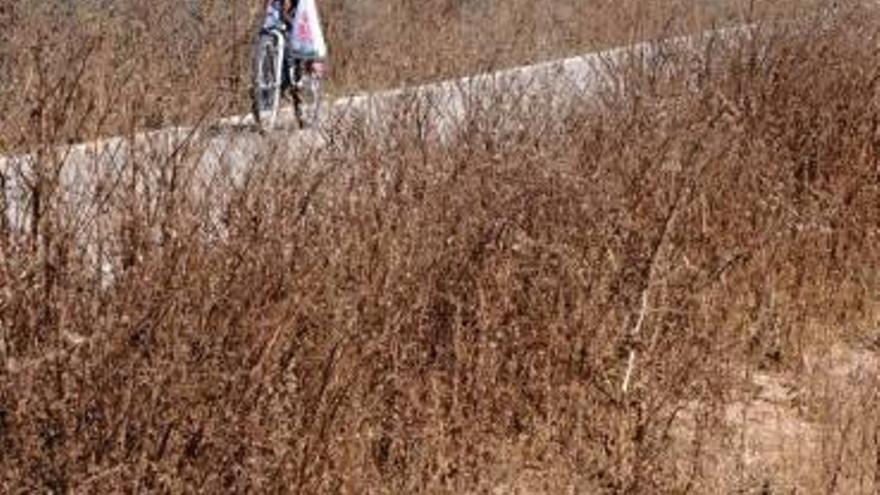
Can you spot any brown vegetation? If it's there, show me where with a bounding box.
[1,0,878,493]
[0,0,822,145]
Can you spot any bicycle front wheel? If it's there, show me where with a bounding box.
[251,33,284,130]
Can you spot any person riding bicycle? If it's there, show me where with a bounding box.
[261,0,301,90]
[253,0,325,128]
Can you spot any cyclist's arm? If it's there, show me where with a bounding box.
[282,0,296,24]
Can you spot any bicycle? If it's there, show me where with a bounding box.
[251,19,323,131]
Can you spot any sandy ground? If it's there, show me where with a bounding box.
[488,342,879,494]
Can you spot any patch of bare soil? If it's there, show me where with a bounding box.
[487,343,879,494]
[678,344,878,493]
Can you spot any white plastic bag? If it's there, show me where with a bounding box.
[290,0,328,60]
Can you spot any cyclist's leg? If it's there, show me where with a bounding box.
[294,57,304,86]
[280,59,290,91]
[280,40,295,91]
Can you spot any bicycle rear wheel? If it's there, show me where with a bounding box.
[252,33,284,130]
[294,66,322,129]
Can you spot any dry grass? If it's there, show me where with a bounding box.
[0,0,823,146]
[1,0,879,493]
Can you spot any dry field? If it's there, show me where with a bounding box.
[1,0,879,493]
[0,0,825,145]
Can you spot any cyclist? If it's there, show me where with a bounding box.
[253,0,325,128]
[261,0,300,90]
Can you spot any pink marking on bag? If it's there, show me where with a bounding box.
[297,11,313,43]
